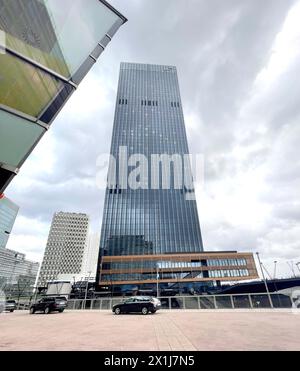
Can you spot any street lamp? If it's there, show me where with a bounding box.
[256,252,273,308]
[273,261,277,280]
[83,271,92,310]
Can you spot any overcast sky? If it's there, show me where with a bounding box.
[5,0,300,278]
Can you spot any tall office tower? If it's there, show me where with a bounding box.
[97,63,203,291]
[0,194,19,249]
[97,63,258,294]
[101,63,204,256]
[37,212,89,287]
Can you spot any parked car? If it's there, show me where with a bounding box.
[112,296,161,315]
[5,300,17,312]
[29,297,67,314]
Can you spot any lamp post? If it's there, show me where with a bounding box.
[83,271,91,310]
[256,252,273,308]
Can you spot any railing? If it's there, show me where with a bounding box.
[12,292,295,311]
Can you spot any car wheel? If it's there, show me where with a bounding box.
[30,307,35,314]
[44,307,51,314]
[114,307,121,315]
[10,309,14,313]
[59,309,64,313]
[141,307,148,315]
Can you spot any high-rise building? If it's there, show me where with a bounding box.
[0,194,19,249]
[37,212,89,287]
[97,63,258,294]
[0,248,39,295]
[81,233,101,279]
[100,63,204,256]
[0,0,127,192]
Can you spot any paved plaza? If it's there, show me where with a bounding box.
[0,310,299,351]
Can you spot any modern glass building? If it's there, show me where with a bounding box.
[0,0,127,193]
[97,62,258,294]
[0,247,39,296]
[0,194,19,249]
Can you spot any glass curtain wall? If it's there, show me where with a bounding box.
[0,0,127,192]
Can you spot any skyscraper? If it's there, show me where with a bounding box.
[97,63,258,294]
[81,233,101,279]
[100,62,203,255]
[37,212,89,287]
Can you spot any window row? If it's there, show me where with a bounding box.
[208,269,249,278]
[207,259,247,267]
[141,100,158,106]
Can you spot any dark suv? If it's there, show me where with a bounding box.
[30,297,67,314]
[112,296,161,315]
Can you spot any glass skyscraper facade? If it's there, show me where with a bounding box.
[100,63,203,257]
[97,63,206,292]
[0,0,127,193]
[97,63,258,294]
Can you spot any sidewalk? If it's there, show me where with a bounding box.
[0,310,299,351]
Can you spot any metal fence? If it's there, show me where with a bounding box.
[13,292,294,311]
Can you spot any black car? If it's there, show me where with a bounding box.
[30,297,67,314]
[112,296,161,315]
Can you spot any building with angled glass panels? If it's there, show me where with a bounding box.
[0,194,19,249]
[97,63,258,295]
[0,0,127,192]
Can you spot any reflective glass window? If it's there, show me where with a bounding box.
[0,110,44,167]
[0,53,64,117]
[0,0,120,78]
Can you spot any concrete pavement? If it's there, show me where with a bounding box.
[0,310,299,351]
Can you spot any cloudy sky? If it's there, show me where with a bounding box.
[5,0,300,278]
